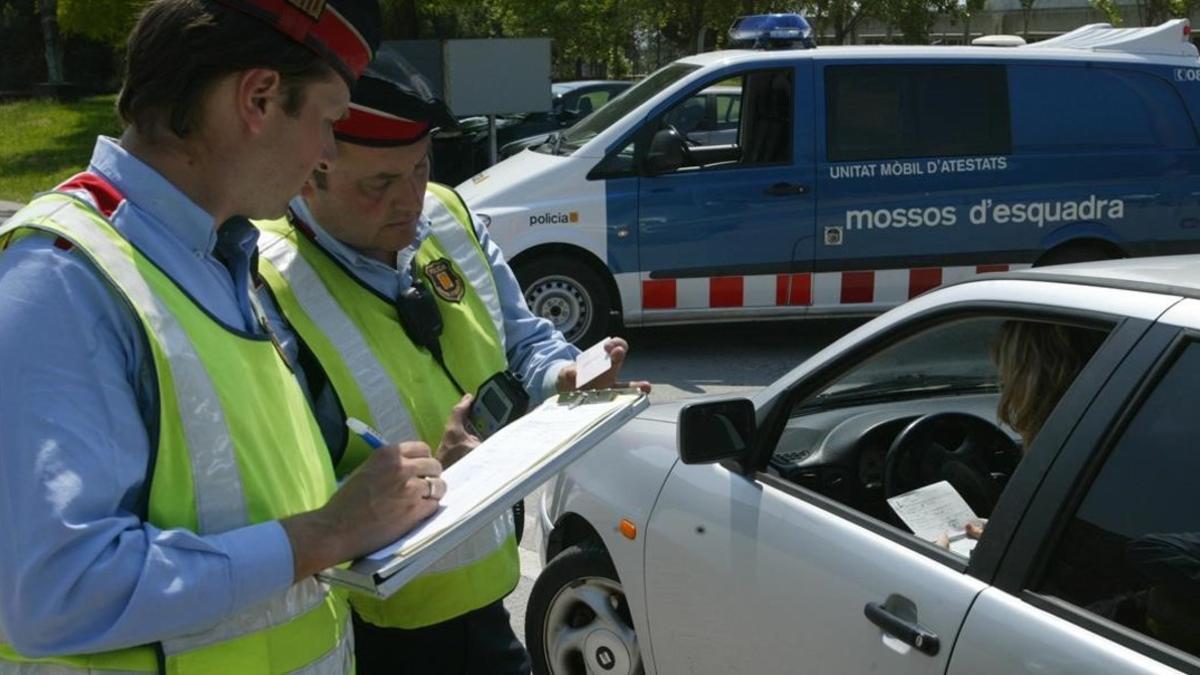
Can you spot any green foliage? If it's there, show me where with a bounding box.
[57,0,143,45]
[1090,0,1123,25]
[0,95,120,201]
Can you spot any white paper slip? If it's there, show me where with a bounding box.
[364,393,629,561]
[573,337,614,388]
[887,480,980,553]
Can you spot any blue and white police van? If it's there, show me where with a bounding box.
[457,15,1200,345]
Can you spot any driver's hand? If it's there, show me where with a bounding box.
[934,519,988,550]
[965,519,987,540]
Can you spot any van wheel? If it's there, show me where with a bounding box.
[526,544,644,675]
[1035,241,1122,267]
[516,256,611,346]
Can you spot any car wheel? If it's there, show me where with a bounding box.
[516,256,611,346]
[525,544,643,675]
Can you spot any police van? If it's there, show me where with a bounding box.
[457,15,1200,345]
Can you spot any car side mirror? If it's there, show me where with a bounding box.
[645,128,686,175]
[678,398,756,465]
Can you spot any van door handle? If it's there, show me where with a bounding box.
[863,602,940,656]
[764,182,808,197]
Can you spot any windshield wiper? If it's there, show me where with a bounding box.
[802,374,996,410]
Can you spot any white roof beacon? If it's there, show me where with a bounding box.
[1028,18,1198,57]
[971,34,1027,47]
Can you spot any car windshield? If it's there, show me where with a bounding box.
[551,63,700,154]
[795,318,1004,413]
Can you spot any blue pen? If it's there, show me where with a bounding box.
[346,417,388,449]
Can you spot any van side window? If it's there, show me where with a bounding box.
[1032,342,1200,660]
[1009,66,1196,152]
[825,65,1011,163]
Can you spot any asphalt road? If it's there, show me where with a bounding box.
[504,317,866,647]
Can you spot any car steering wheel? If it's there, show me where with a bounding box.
[883,412,1021,518]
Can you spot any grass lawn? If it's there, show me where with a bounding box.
[0,95,122,203]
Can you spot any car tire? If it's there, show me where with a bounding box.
[516,256,611,347]
[525,544,644,675]
[1034,240,1122,267]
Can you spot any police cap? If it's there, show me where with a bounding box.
[209,0,381,82]
[334,49,457,147]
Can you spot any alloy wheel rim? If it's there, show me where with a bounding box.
[542,576,642,675]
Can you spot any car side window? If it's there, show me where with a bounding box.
[1032,342,1200,659]
[772,316,1110,555]
[647,69,792,173]
[825,64,1011,162]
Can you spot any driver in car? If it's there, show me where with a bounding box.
[937,320,1107,549]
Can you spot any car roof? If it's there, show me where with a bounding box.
[674,43,1200,68]
[991,254,1200,299]
[551,80,631,94]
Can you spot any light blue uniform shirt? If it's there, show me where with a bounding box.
[0,138,295,656]
[260,196,580,451]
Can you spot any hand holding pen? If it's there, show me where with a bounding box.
[279,420,446,581]
[347,418,446,501]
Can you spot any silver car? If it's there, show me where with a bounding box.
[527,256,1200,674]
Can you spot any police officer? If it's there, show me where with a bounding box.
[0,2,447,673]
[254,53,649,674]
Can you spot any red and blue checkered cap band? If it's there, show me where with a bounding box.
[210,0,380,81]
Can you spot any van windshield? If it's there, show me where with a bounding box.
[549,63,701,154]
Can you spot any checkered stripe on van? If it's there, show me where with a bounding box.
[635,264,1031,311]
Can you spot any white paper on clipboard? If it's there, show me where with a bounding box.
[319,388,648,597]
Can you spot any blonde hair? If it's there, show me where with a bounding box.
[992,321,1105,447]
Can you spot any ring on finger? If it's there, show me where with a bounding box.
[423,476,436,499]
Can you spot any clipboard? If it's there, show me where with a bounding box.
[318,388,649,598]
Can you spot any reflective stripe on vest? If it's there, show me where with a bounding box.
[0,195,347,673]
[256,186,519,628]
[258,229,417,446]
[2,197,249,535]
[423,184,505,346]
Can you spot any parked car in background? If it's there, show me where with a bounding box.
[527,256,1200,675]
[433,80,631,184]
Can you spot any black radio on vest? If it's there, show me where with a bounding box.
[394,276,444,354]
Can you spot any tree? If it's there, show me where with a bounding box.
[962,0,986,42]
[38,0,62,83]
[1019,0,1035,39]
[56,0,142,46]
[878,0,963,43]
[1089,0,1123,25]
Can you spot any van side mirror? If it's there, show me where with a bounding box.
[645,128,687,175]
[678,398,756,465]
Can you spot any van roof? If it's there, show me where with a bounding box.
[677,20,1199,69]
[677,43,1200,69]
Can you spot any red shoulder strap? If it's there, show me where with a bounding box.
[56,172,125,219]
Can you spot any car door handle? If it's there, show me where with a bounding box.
[764,182,808,197]
[863,602,940,656]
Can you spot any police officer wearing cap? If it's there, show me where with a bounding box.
[254,52,650,674]
[0,2,449,674]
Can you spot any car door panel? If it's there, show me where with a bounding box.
[643,463,985,674]
[948,589,1187,674]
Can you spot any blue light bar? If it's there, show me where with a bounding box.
[728,13,816,50]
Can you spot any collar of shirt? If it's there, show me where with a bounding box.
[86,136,263,332]
[89,137,221,257]
[290,196,431,299]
